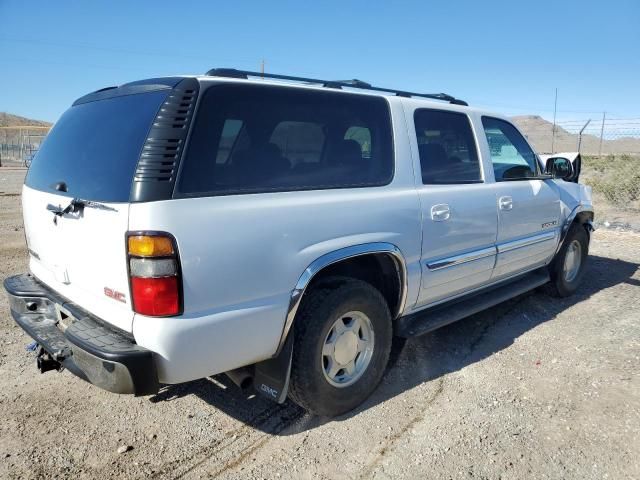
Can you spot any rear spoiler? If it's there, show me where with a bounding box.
[73,77,184,106]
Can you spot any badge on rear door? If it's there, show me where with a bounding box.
[104,287,126,303]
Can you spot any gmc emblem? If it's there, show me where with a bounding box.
[260,383,279,399]
[104,287,126,303]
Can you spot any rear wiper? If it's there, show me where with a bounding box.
[73,198,118,212]
[46,198,117,224]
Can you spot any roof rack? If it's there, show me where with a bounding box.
[204,68,468,106]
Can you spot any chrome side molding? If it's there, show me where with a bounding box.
[426,231,558,273]
[275,243,408,355]
[497,231,557,254]
[426,246,496,271]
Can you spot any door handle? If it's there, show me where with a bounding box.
[431,204,451,221]
[499,196,513,211]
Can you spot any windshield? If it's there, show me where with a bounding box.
[25,90,167,202]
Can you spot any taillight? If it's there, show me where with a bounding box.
[127,233,182,316]
[131,277,179,316]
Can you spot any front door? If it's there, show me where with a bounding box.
[405,106,498,307]
[481,117,561,280]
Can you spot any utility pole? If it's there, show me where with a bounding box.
[261,59,265,78]
[19,127,24,165]
[551,87,558,152]
[598,112,606,157]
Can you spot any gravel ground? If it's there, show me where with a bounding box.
[1,168,639,479]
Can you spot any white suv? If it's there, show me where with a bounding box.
[4,69,594,416]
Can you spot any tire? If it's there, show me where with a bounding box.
[547,223,589,297]
[288,276,392,416]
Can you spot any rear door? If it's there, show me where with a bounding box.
[23,190,132,331]
[480,117,561,280]
[405,106,498,307]
[22,88,170,332]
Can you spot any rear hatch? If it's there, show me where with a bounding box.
[23,86,171,332]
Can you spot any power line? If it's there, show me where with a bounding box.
[0,36,242,63]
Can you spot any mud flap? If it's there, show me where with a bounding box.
[253,332,293,404]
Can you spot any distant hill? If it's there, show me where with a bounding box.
[0,112,52,128]
[511,115,640,156]
[0,113,52,165]
[0,112,51,151]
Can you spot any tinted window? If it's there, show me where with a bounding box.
[270,121,325,166]
[216,119,244,164]
[25,91,166,202]
[414,109,481,184]
[345,126,372,158]
[482,116,539,181]
[178,84,393,195]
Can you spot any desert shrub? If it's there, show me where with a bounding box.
[583,155,640,208]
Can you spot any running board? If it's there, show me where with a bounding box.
[395,269,550,338]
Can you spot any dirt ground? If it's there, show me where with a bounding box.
[1,168,639,480]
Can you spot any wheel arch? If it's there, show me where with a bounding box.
[555,204,595,256]
[274,242,408,356]
[566,205,595,236]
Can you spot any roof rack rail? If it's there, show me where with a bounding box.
[204,68,468,106]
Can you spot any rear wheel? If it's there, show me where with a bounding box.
[548,223,589,297]
[288,277,392,416]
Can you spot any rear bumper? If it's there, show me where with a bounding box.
[3,274,158,396]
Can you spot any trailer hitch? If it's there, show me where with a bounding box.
[36,347,63,374]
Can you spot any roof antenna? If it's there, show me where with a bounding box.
[261,59,265,79]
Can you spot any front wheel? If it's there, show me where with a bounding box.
[288,277,392,416]
[548,223,589,297]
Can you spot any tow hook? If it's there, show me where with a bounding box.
[36,347,62,373]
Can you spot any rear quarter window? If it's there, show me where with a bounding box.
[177,84,394,196]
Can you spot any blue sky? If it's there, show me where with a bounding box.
[1,0,638,124]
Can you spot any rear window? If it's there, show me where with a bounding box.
[25,91,167,202]
[177,84,393,196]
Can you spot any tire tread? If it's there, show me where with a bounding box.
[547,223,589,297]
[288,276,391,416]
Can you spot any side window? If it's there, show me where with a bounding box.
[178,84,393,195]
[414,109,482,184]
[482,117,539,181]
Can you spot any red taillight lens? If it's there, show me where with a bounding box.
[131,277,179,316]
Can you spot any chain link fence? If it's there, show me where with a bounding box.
[0,126,50,167]
[516,117,640,226]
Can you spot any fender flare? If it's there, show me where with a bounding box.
[555,204,595,255]
[274,242,408,356]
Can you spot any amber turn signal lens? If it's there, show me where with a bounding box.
[128,235,174,257]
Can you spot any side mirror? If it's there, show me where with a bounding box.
[545,157,573,180]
